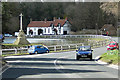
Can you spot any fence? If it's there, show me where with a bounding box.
[27,35,111,39]
[2,40,109,55]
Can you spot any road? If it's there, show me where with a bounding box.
[2,46,118,79]
[110,37,119,42]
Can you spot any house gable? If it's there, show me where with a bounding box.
[27,17,69,28]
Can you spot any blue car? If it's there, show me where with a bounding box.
[4,34,12,37]
[0,34,4,42]
[28,45,49,55]
[76,46,93,60]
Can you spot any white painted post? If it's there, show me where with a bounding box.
[101,41,102,46]
[88,43,90,46]
[61,46,63,50]
[82,43,84,46]
[75,35,77,38]
[15,48,17,54]
[68,45,70,49]
[76,45,78,49]
[54,46,56,51]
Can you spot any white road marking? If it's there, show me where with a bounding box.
[0,64,11,75]
[7,60,48,63]
[96,60,108,65]
[53,54,81,78]
[4,52,65,59]
[107,64,118,69]
[95,56,118,69]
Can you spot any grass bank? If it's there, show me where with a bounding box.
[2,49,77,57]
[2,43,44,49]
[2,43,44,46]
[100,50,120,65]
[0,56,7,66]
[2,53,29,57]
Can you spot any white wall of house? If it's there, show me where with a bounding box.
[27,21,71,35]
[63,22,71,34]
[61,27,64,34]
[27,27,39,35]
[27,27,55,35]
[27,28,29,35]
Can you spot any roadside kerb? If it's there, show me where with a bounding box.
[95,56,118,70]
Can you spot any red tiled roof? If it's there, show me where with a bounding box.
[28,18,68,27]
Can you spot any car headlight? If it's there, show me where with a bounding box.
[88,53,91,55]
[77,53,81,55]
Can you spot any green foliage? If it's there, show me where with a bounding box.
[2,2,21,34]
[2,2,118,34]
[2,53,29,57]
[2,43,43,49]
[100,50,119,65]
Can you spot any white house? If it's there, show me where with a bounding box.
[27,17,71,35]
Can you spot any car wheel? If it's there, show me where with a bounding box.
[46,50,49,53]
[35,51,38,54]
[90,55,92,60]
[76,55,79,60]
[29,53,32,55]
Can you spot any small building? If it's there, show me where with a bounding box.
[27,17,71,35]
[100,24,117,36]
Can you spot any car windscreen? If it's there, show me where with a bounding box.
[29,46,35,49]
[78,46,91,51]
[109,43,116,45]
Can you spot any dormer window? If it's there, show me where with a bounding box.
[51,23,54,30]
[58,23,61,29]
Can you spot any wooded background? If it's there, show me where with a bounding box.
[2,2,118,34]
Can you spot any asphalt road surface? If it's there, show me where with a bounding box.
[2,46,118,79]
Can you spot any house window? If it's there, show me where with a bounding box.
[44,28,46,33]
[59,29,61,34]
[58,23,61,29]
[51,24,54,29]
[48,28,50,33]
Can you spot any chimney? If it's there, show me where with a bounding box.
[58,17,60,19]
[45,18,47,22]
[30,18,32,22]
[65,17,67,21]
[53,17,56,21]
[44,18,47,23]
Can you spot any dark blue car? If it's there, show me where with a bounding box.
[76,46,93,60]
[28,45,49,55]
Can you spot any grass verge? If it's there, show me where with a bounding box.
[2,43,43,46]
[100,50,120,65]
[2,49,76,57]
[2,53,29,57]
[2,43,45,49]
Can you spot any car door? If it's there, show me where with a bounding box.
[36,46,42,53]
[40,46,46,53]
